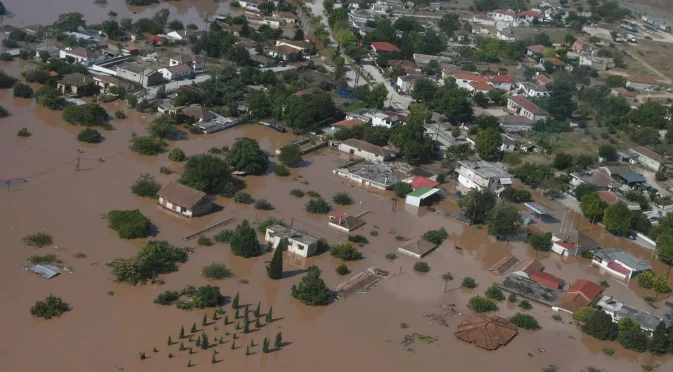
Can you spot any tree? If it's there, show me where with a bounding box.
[330,243,362,261]
[168,148,185,162]
[230,219,260,258]
[487,203,522,239]
[475,115,500,130]
[130,173,161,198]
[574,183,596,201]
[227,137,269,175]
[393,182,413,197]
[13,83,34,98]
[0,1,6,15]
[153,8,170,27]
[62,104,110,128]
[603,202,632,236]
[51,12,86,37]
[529,232,552,254]
[458,189,497,224]
[474,127,502,159]
[411,78,437,103]
[442,143,475,172]
[266,238,285,280]
[232,292,239,309]
[266,306,273,323]
[111,240,187,285]
[390,105,434,163]
[262,337,270,353]
[631,127,660,146]
[102,20,120,39]
[306,198,332,214]
[274,332,282,349]
[500,188,531,203]
[638,271,655,289]
[617,317,648,352]
[649,321,669,355]
[553,152,574,170]
[291,265,330,306]
[629,101,667,129]
[468,296,498,313]
[0,105,8,118]
[179,154,234,195]
[510,313,541,330]
[202,263,233,279]
[107,209,151,239]
[485,285,505,301]
[0,70,17,89]
[193,285,223,308]
[130,136,167,156]
[37,85,61,109]
[582,310,618,340]
[30,295,69,319]
[148,115,180,140]
[77,128,102,143]
[421,228,449,245]
[473,92,490,108]
[605,75,626,88]
[278,144,302,167]
[580,192,607,221]
[656,232,673,283]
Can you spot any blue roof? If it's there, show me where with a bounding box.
[620,172,646,183]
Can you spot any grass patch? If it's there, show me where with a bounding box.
[290,189,305,197]
[202,263,234,280]
[22,232,54,247]
[197,236,213,246]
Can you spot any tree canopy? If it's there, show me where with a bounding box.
[62,104,110,129]
[390,105,434,163]
[230,219,260,258]
[111,240,188,285]
[179,154,234,195]
[475,127,502,159]
[291,265,330,306]
[487,203,522,239]
[226,137,269,175]
[603,201,632,236]
[458,189,497,224]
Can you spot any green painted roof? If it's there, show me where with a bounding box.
[407,187,433,198]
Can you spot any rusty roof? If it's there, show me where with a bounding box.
[556,279,602,313]
[454,315,518,351]
[398,239,437,257]
[512,258,543,274]
[488,255,520,276]
[157,182,209,209]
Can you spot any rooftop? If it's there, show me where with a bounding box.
[371,41,400,52]
[336,163,401,187]
[457,160,511,179]
[454,315,518,351]
[500,273,565,306]
[180,105,216,121]
[329,213,366,231]
[470,81,493,91]
[597,296,671,331]
[58,73,94,87]
[611,87,637,98]
[543,57,566,66]
[166,64,192,73]
[398,238,438,257]
[512,258,543,274]
[527,44,545,54]
[332,119,366,129]
[410,176,439,190]
[407,186,439,198]
[628,75,660,85]
[527,270,564,289]
[341,138,395,157]
[499,115,535,126]
[556,279,603,313]
[630,146,668,164]
[267,224,318,245]
[488,255,521,276]
[508,95,549,116]
[593,248,651,272]
[553,231,599,249]
[156,182,209,208]
[519,82,547,92]
[452,73,488,82]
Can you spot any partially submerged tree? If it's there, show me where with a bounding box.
[487,203,522,239]
[291,265,330,306]
[230,219,260,258]
[30,295,69,319]
[130,173,162,198]
[226,137,269,175]
[107,209,151,239]
[278,143,302,167]
[179,154,234,195]
[266,238,285,280]
[457,189,496,225]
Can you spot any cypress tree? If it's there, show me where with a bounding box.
[233,332,237,340]
[179,326,185,339]
[262,337,270,353]
[196,337,201,347]
[202,313,207,327]
[212,312,218,321]
[224,315,228,325]
[139,351,146,360]
[255,316,260,328]
[187,360,192,367]
[274,332,282,349]
[201,333,209,350]
[246,345,250,355]
[291,265,330,306]
[235,308,240,319]
[233,291,240,308]
[231,340,236,350]
[236,321,240,330]
[179,342,185,351]
[649,321,669,355]
[254,301,261,318]
[153,347,158,352]
[219,338,224,344]
[244,310,250,333]
[191,323,197,333]
[250,339,255,347]
[167,335,172,345]
[169,353,174,358]
[211,350,216,364]
[266,306,273,323]
[230,219,261,258]
[245,304,249,314]
[266,238,285,279]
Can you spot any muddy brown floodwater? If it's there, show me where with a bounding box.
[1,65,672,371]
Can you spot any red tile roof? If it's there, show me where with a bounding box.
[607,261,630,275]
[612,87,637,98]
[493,9,516,17]
[124,45,138,51]
[410,176,439,190]
[147,35,165,43]
[536,75,552,85]
[519,10,542,18]
[371,42,400,53]
[597,191,618,205]
[567,279,602,301]
[332,119,366,129]
[544,57,566,66]
[528,271,564,289]
[509,96,549,116]
[167,64,191,73]
[628,75,660,85]
[472,14,493,21]
[488,75,516,83]
[527,45,545,54]
[452,73,488,82]
[556,280,603,313]
[470,81,494,91]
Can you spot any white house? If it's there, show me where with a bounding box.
[156,182,212,217]
[518,10,543,23]
[579,55,615,71]
[626,76,661,91]
[500,134,517,152]
[490,9,516,22]
[240,0,264,10]
[336,138,397,162]
[591,248,651,279]
[265,224,319,258]
[468,81,494,94]
[507,96,549,121]
[551,231,599,256]
[372,111,407,128]
[456,160,512,194]
[487,75,516,91]
[158,64,192,81]
[166,29,203,41]
[596,296,671,334]
[59,47,105,66]
[471,14,496,26]
[396,74,418,92]
[499,115,535,133]
[518,82,548,97]
[169,54,204,71]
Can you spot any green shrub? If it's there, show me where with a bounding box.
[330,243,362,261]
[111,241,188,285]
[214,230,233,243]
[485,285,505,301]
[77,128,102,143]
[0,70,17,88]
[107,209,151,239]
[13,82,34,98]
[306,197,331,214]
[442,272,454,281]
[278,143,302,166]
[370,230,379,236]
[254,199,273,210]
[130,173,161,198]
[114,110,127,119]
[202,263,234,279]
[638,271,655,289]
[160,166,172,174]
[508,293,517,303]
[130,136,167,155]
[62,103,110,129]
[27,254,61,265]
[510,313,541,330]
[335,264,349,276]
[572,307,596,322]
[192,285,223,308]
[393,182,413,197]
[306,190,321,198]
[385,252,397,260]
[518,300,532,310]
[602,348,614,356]
[468,296,498,313]
[22,232,53,247]
[197,236,213,246]
[0,105,8,118]
[552,314,562,321]
[290,189,305,197]
[29,295,69,319]
[394,235,407,241]
[168,148,185,162]
[154,291,180,305]
[462,277,476,288]
[233,191,252,204]
[274,165,290,176]
[256,217,287,234]
[17,127,31,137]
[421,227,449,245]
[347,234,368,244]
[332,192,353,205]
[414,261,430,273]
[208,147,223,155]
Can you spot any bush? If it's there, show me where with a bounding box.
[13,82,34,98]
[0,70,18,88]
[214,230,233,243]
[637,271,655,289]
[330,243,362,261]
[500,188,532,203]
[230,219,260,258]
[306,190,321,198]
[197,236,213,246]
[274,165,290,176]
[306,197,331,214]
[226,137,269,175]
[385,252,397,260]
[77,128,102,143]
[202,263,234,279]
[572,307,596,322]
[332,192,353,205]
[290,189,305,197]
[0,105,8,118]
[107,209,151,239]
[114,110,127,119]
[0,52,12,61]
[414,261,430,273]
[22,232,53,247]
[655,170,667,181]
[27,254,60,265]
[347,234,368,244]
[179,154,234,195]
[62,104,110,129]
[278,143,302,167]
[421,227,449,245]
[291,265,330,306]
[602,348,614,356]
[30,295,69,319]
[370,230,379,236]
[17,127,31,137]
[508,293,517,303]
[130,136,167,155]
[510,313,541,330]
[462,277,476,288]
[192,285,223,308]
[256,216,287,234]
[552,314,562,321]
[485,285,505,301]
[148,116,181,140]
[254,199,273,210]
[335,264,349,276]
[393,182,413,197]
[233,191,252,204]
[159,166,172,174]
[168,148,185,162]
[112,241,188,285]
[154,291,180,305]
[130,173,161,198]
[518,300,532,310]
[468,296,498,313]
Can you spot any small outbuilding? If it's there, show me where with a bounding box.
[157,182,212,217]
[25,264,61,279]
[404,187,440,207]
[328,212,365,232]
[397,238,438,259]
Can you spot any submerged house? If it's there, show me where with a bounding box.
[264,224,318,258]
[551,231,599,256]
[454,315,518,351]
[156,182,212,217]
[397,238,438,259]
[596,296,672,334]
[591,248,651,279]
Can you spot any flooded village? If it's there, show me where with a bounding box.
[2,0,673,371]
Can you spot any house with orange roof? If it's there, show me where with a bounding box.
[626,75,660,91]
[551,231,599,256]
[487,74,516,90]
[490,9,516,22]
[468,81,493,94]
[451,72,488,90]
[555,279,603,314]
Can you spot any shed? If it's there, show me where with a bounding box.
[328,212,365,232]
[156,182,212,217]
[25,264,61,279]
[398,238,438,259]
[405,187,440,207]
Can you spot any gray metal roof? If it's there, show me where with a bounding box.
[619,172,647,184]
[25,264,61,279]
[267,224,318,245]
[597,296,671,332]
[499,273,565,306]
[593,248,651,272]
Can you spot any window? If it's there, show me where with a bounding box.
[296,244,305,250]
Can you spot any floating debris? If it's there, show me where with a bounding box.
[423,313,449,327]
